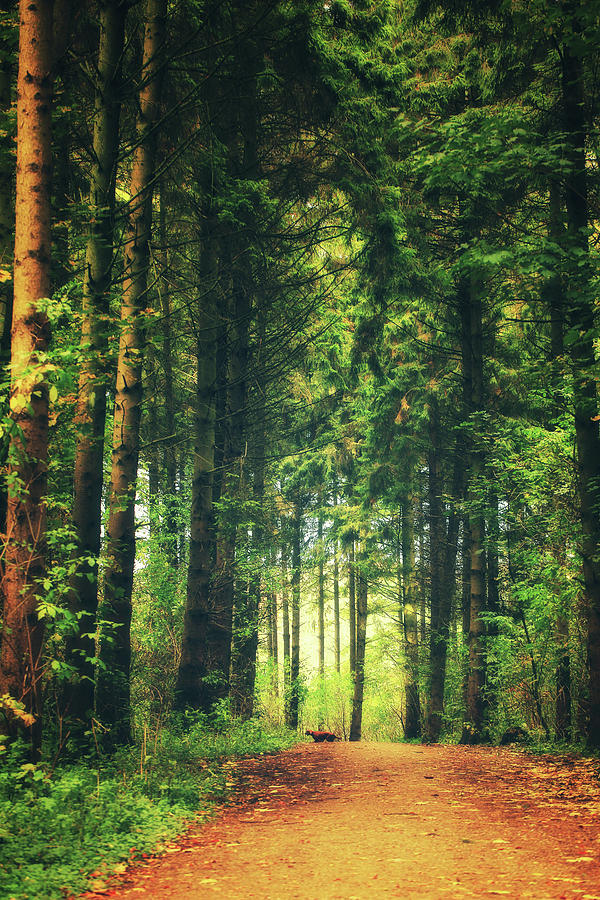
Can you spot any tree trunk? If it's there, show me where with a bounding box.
[174,238,218,713]
[461,271,488,744]
[333,539,340,674]
[287,497,302,730]
[401,497,420,740]
[426,397,446,742]
[317,510,325,677]
[349,552,367,741]
[230,381,267,719]
[560,43,600,747]
[0,0,53,755]
[64,2,126,729]
[96,0,166,743]
[349,539,356,673]
[544,181,572,741]
[282,547,290,704]
[158,179,179,561]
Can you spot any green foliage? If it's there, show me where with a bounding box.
[0,720,298,900]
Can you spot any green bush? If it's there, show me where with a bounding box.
[0,719,298,900]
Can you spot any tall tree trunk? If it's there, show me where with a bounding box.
[349,539,356,673]
[461,518,471,710]
[461,270,488,744]
[333,539,340,675]
[158,179,179,562]
[317,510,325,678]
[546,182,572,740]
[230,381,267,719]
[282,546,290,704]
[287,497,302,730]
[174,239,218,712]
[401,497,421,740]
[96,0,166,743]
[349,552,367,741]
[268,579,279,696]
[560,42,600,745]
[0,5,16,596]
[426,397,446,742]
[0,0,53,755]
[65,3,126,725]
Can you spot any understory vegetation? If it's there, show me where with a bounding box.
[0,719,297,900]
[2,0,600,892]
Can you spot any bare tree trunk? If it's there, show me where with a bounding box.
[426,397,445,742]
[0,7,16,596]
[230,381,266,719]
[96,0,166,743]
[401,497,420,740]
[174,239,218,712]
[317,510,325,678]
[350,552,367,741]
[64,0,127,730]
[349,539,356,673]
[282,547,290,705]
[560,42,600,746]
[287,497,302,730]
[158,179,179,561]
[333,539,340,674]
[461,270,488,744]
[0,0,53,755]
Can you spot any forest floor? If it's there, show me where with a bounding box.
[76,741,600,900]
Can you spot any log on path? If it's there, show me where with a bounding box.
[80,742,600,899]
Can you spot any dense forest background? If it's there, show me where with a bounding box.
[1,0,600,780]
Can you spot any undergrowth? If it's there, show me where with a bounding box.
[0,718,298,900]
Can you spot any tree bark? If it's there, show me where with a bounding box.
[461,271,488,744]
[426,397,446,741]
[350,552,367,741]
[0,0,53,755]
[174,237,218,713]
[230,381,267,719]
[401,496,420,740]
[282,546,290,703]
[560,40,600,747]
[158,179,179,560]
[349,539,356,673]
[317,509,325,677]
[96,0,166,743]
[287,497,302,730]
[65,0,126,728]
[333,538,340,674]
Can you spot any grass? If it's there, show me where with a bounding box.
[0,718,298,900]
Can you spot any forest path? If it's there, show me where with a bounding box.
[86,742,600,900]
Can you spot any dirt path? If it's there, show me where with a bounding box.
[84,743,600,899]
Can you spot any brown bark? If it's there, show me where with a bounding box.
[282,547,290,700]
[173,235,218,713]
[461,271,488,744]
[401,496,420,740]
[349,539,356,673]
[349,552,367,741]
[96,0,166,743]
[0,0,53,754]
[317,510,325,678]
[333,538,340,675]
[230,382,267,719]
[158,181,178,559]
[286,497,301,730]
[426,398,445,742]
[560,40,600,748]
[65,0,126,728]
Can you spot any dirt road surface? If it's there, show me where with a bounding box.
[83,742,600,900]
